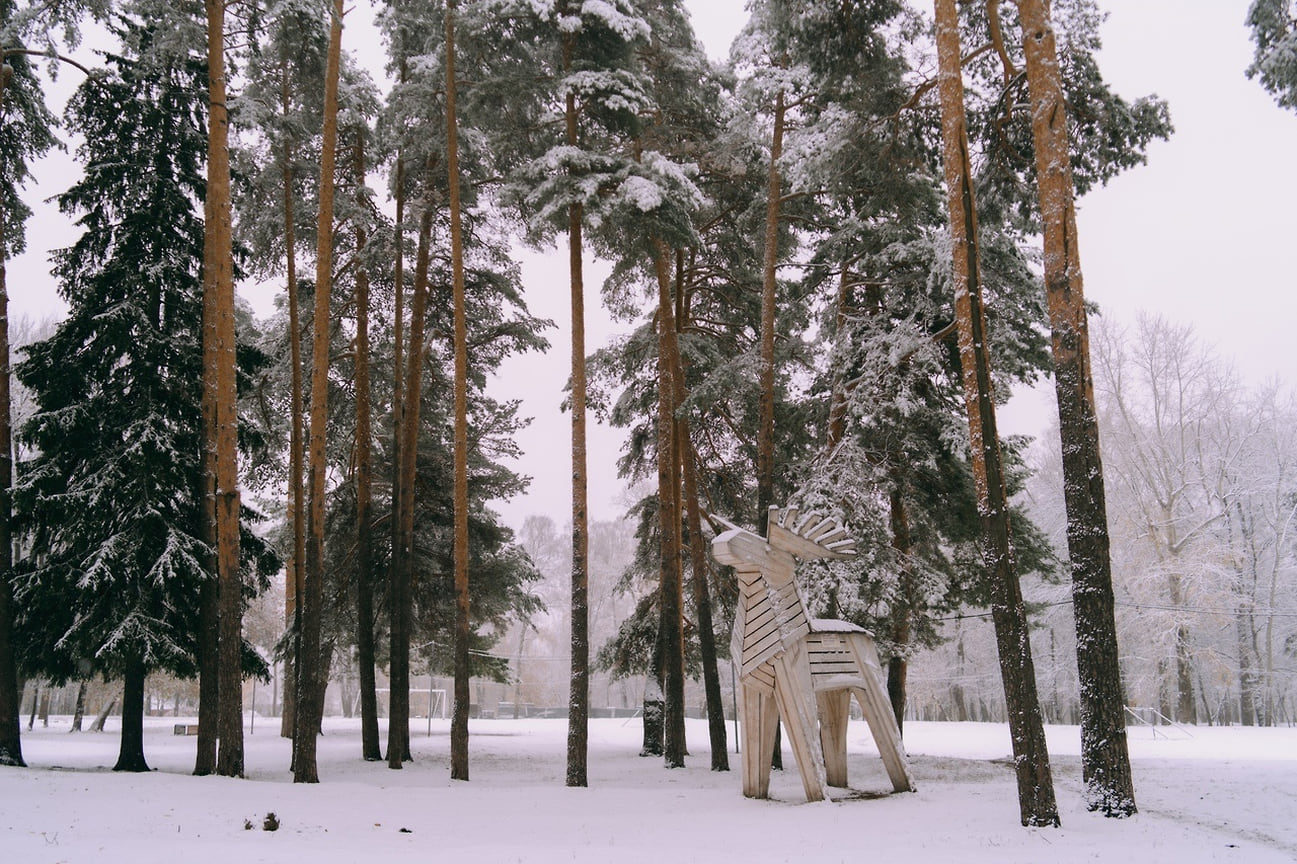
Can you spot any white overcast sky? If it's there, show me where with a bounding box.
[7,0,1295,529]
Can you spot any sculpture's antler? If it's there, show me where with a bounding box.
[765,506,856,560]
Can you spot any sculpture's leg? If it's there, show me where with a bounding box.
[817,689,851,788]
[773,640,826,802]
[848,634,915,792]
[740,681,779,798]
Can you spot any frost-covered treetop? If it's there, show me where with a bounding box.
[480,0,650,41]
[561,69,652,115]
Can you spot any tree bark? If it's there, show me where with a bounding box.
[652,241,686,769]
[204,0,245,779]
[90,691,117,732]
[675,277,728,773]
[70,681,87,732]
[1236,603,1258,726]
[680,424,727,770]
[113,652,149,773]
[936,0,1059,826]
[887,487,913,736]
[1015,0,1136,817]
[293,0,343,784]
[446,3,473,782]
[280,57,306,744]
[352,134,381,762]
[384,61,409,768]
[388,196,434,769]
[194,24,221,778]
[562,30,591,789]
[756,89,785,536]
[0,168,24,765]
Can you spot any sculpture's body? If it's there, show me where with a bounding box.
[713,507,914,801]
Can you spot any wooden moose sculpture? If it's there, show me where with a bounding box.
[712,506,914,802]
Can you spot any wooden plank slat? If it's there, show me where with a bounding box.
[805,517,835,541]
[743,603,776,633]
[748,663,776,693]
[815,526,850,546]
[741,629,784,670]
[824,539,856,556]
[742,618,780,651]
[776,506,796,529]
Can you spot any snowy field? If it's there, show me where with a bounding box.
[3,715,1295,863]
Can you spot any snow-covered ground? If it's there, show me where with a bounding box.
[3,715,1294,863]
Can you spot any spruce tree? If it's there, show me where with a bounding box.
[0,3,59,769]
[14,21,222,773]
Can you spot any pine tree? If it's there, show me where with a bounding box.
[444,0,473,781]
[348,128,383,763]
[233,0,329,745]
[200,0,247,779]
[1014,0,1136,818]
[292,0,343,785]
[375,0,442,770]
[933,0,1058,826]
[479,0,651,786]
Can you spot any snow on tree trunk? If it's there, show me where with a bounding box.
[1015,0,1136,818]
[935,0,1059,827]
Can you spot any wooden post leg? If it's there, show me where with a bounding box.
[773,642,826,802]
[817,689,851,788]
[849,635,916,792]
[740,683,779,798]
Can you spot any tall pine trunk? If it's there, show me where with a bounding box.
[673,255,726,770]
[203,0,245,779]
[280,61,306,744]
[293,0,343,784]
[679,419,727,770]
[0,149,24,764]
[563,33,591,789]
[385,73,408,765]
[388,198,434,769]
[352,135,381,762]
[756,89,785,535]
[1015,0,1136,818]
[446,3,472,782]
[652,240,686,769]
[935,0,1058,826]
[194,26,221,779]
